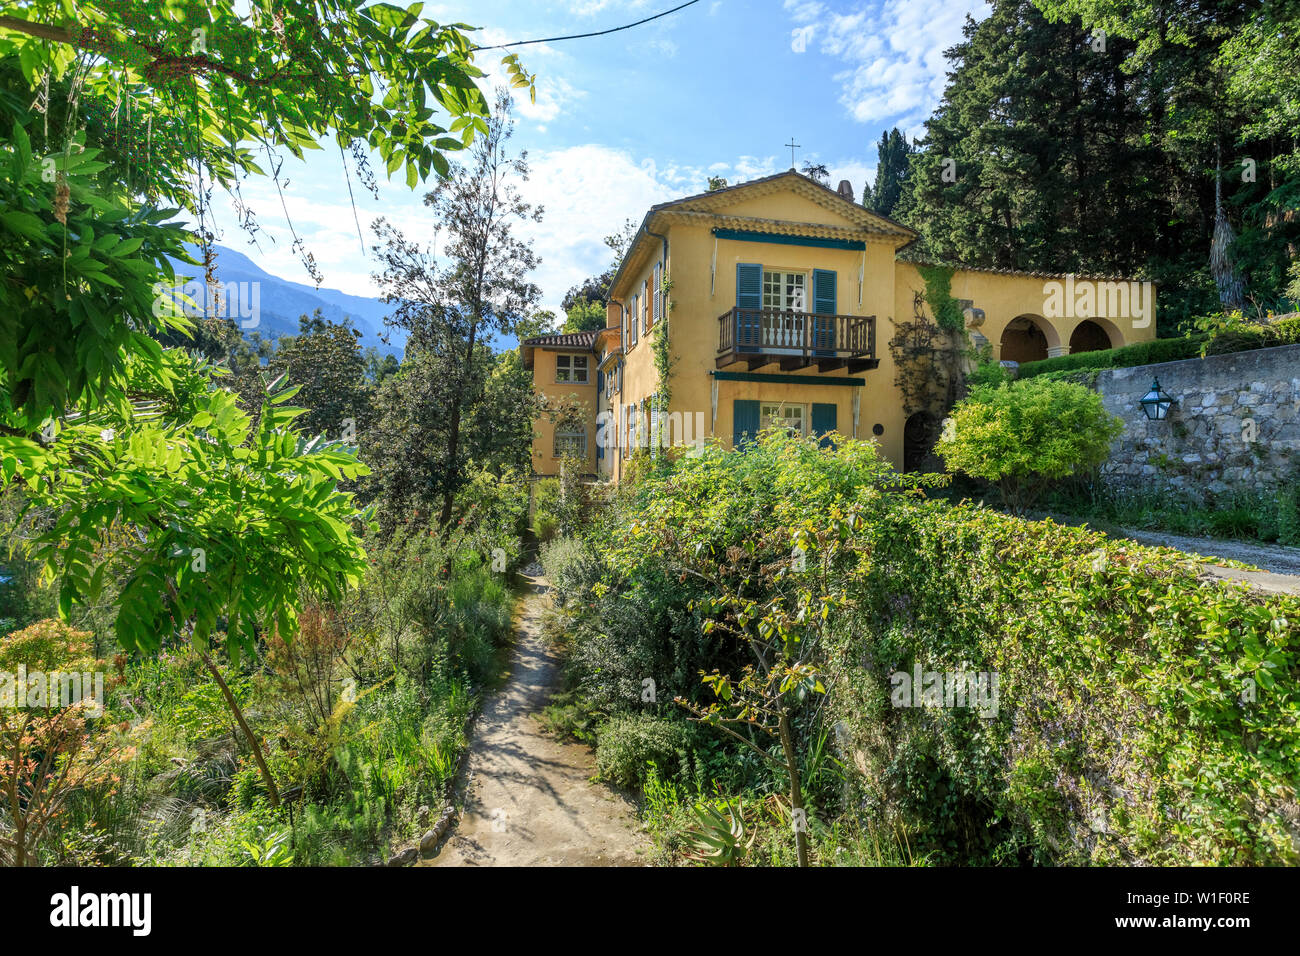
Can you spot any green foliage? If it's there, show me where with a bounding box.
[0,118,191,427]
[0,1,507,207]
[683,798,753,867]
[2,359,370,660]
[561,297,606,334]
[832,501,1300,865]
[936,378,1123,513]
[557,432,1300,866]
[899,0,1300,331]
[532,478,561,542]
[1202,314,1300,356]
[966,356,1010,389]
[265,312,371,441]
[594,714,692,790]
[866,128,914,219]
[539,536,601,605]
[915,264,964,334]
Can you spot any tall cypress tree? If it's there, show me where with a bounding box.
[868,128,915,218]
[896,0,1299,330]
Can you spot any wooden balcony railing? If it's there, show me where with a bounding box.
[717,308,877,372]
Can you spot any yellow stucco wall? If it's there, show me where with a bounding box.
[893,264,1157,362]
[539,175,1157,480]
[655,211,907,465]
[529,346,598,477]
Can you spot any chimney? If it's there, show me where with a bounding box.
[836,180,854,202]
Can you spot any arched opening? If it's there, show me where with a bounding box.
[1000,314,1062,364]
[903,412,937,473]
[1069,319,1114,354]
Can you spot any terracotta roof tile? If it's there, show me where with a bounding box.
[522,329,600,349]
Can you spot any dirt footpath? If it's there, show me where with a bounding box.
[422,574,648,867]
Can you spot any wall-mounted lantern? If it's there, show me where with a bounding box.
[1139,378,1175,421]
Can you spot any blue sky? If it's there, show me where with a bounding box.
[212,0,990,317]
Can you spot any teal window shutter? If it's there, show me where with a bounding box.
[812,269,837,355]
[733,399,760,447]
[811,402,837,447]
[736,263,762,309]
[736,263,762,351]
[813,269,836,313]
[653,263,662,324]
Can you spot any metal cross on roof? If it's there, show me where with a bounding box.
[785,137,801,169]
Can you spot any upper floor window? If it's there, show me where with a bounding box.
[763,271,806,311]
[629,295,640,346]
[555,353,589,384]
[651,263,662,329]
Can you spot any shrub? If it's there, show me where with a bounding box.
[560,433,1300,865]
[1203,314,1300,355]
[1018,335,1207,378]
[0,620,135,866]
[1016,314,1300,381]
[828,501,1300,865]
[936,378,1123,513]
[595,714,693,789]
[540,536,601,605]
[532,478,561,541]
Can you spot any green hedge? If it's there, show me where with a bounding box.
[582,433,1300,865]
[1018,315,1300,380]
[1204,315,1300,355]
[1017,335,1208,378]
[831,501,1300,865]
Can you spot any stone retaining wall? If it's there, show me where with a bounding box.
[1096,343,1300,495]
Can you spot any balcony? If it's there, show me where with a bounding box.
[717,308,878,373]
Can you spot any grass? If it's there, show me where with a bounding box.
[1039,481,1300,548]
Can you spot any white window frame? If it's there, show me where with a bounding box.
[554,427,587,458]
[555,353,589,384]
[760,401,807,438]
[762,270,807,312]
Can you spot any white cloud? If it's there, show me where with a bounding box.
[568,0,653,16]
[785,0,990,133]
[472,31,587,128]
[514,144,677,315]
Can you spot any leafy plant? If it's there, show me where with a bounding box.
[936,377,1123,513]
[240,827,294,867]
[684,799,753,867]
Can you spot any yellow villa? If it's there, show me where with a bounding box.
[523,169,1156,480]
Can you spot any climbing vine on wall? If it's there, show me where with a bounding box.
[889,291,966,416]
[651,271,677,448]
[916,264,966,334]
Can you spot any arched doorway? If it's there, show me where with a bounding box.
[999,315,1057,364]
[903,412,937,473]
[1069,319,1114,354]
